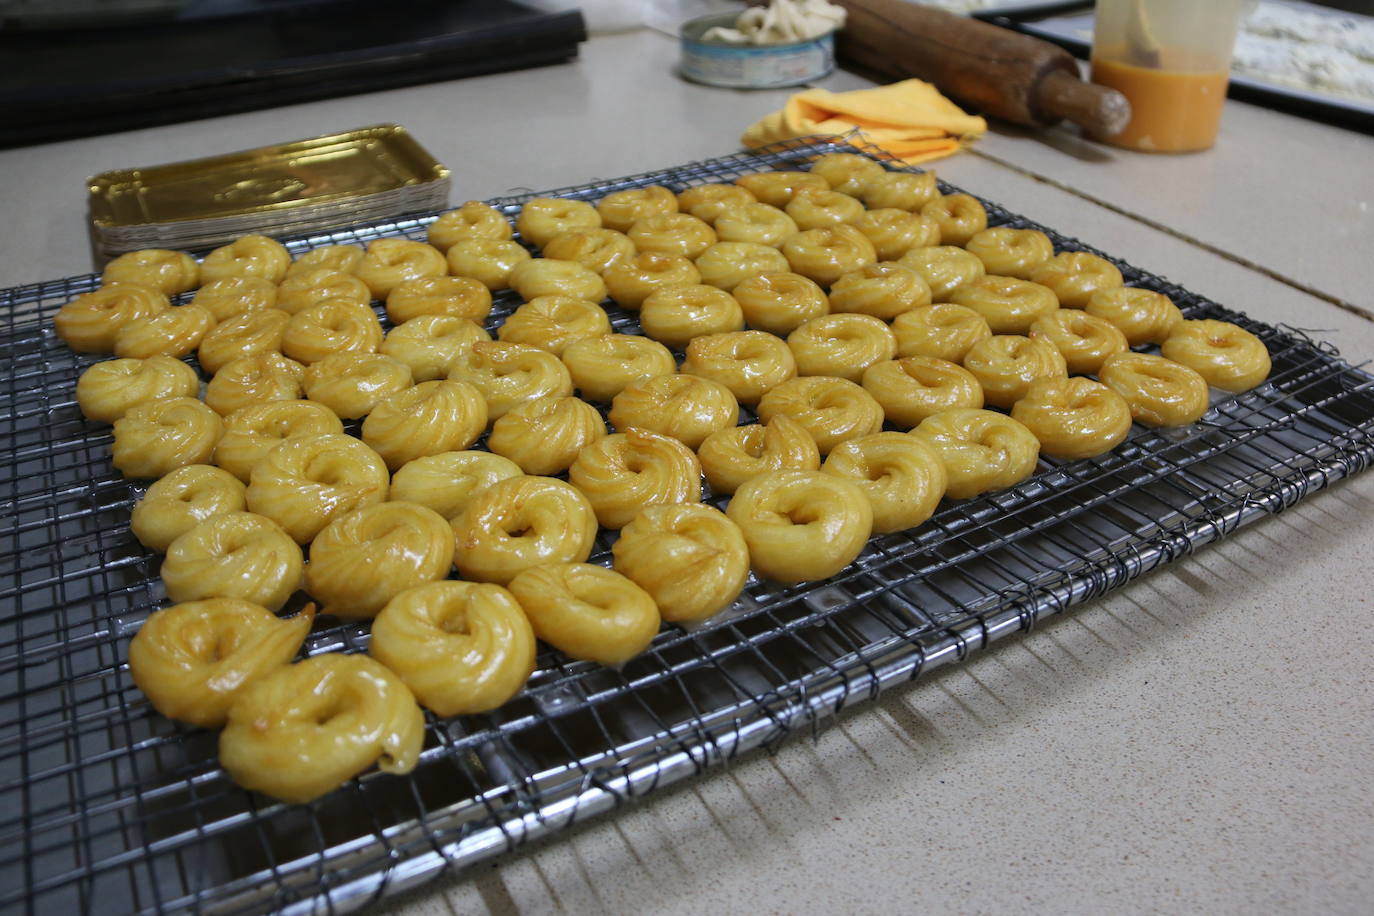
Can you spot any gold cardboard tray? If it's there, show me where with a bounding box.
[87,124,450,229]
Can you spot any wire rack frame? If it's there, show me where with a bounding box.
[2,135,1374,916]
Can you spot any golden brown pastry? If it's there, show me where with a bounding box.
[822,432,947,534]
[379,314,490,382]
[1099,352,1210,426]
[452,476,598,584]
[677,183,757,222]
[681,329,797,405]
[204,351,306,416]
[102,249,200,297]
[281,299,384,365]
[161,511,304,610]
[486,395,607,475]
[611,503,750,623]
[920,193,988,247]
[191,276,278,321]
[861,170,940,212]
[55,283,170,353]
[214,400,344,482]
[911,408,1041,499]
[861,356,983,428]
[787,312,898,382]
[603,251,701,309]
[445,237,533,291]
[427,200,514,251]
[1160,319,1270,392]
[713,202,799,248]
[113,304,216,360]
[285,244,365,278]
[890,302,992,364]
[732,271,830,336]
[508,257,608,303]
[275,267,372,315]
[1011,376,1134,460]
[360,379,488,470]
[130,464,247,552]
[811,152,886,197]
[756,376,885,455]
[829,262,932,321]
[609,374,740,450]
[369,580,535,715]
[508,563,660,666]
[735,170,828,208]
[497,295,612,355]
[696,413,820,494]
[245,433,390,544]
[694,241,790,292]
[781,224,878,287]
[597,185,679,233]
[304,501,455,617]
[383,275,493,326]
[218,653,424,804]
[626,212,717,260]
[76,355,199,423]
[639,284,745,349]
[849,208,941,262]
[948,275,1060,335]
[1029,308,1129,376]
[1084,287,1183,346]
[353,237,448,299]
[542,227,637,273]
[196,308,290,374]
[726,469,872,584]
[964,228,1055,280]
[447,340,573,419]
[128,598,312,728]
[516,196,602,248]
[561,333,677,402]
[1029,251,1124,309]
[388,450,522,521]
[962,334,1069,409]
[112,397,224,479]
[568,428,703,528]
[199,235,291,285]
[302,352,413,420]
[898,245,986,301]
[785,187,866,230]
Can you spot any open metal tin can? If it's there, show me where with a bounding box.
[679,12,836,89]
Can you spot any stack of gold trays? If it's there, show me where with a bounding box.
[87,125,451,261]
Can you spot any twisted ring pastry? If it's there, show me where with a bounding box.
[353,238,448,299]
[516,196,602,248]
[849,208,941,262]
[1085,287,1183,346]
[890,302,992,364]
[380,315,490,382]
[281,299,384,365]
[303,352,413,420]
[275,267,371,315]
[697,413,820,495]
[787,312,898,383]
[948,275,1060,335]
[304,502,455,617]
[829,262,932,321]
[427,200,513,252]
[639,284,745,349]
[113,397,224,479]
[218,653,425,804]
[677,183,757,223]
[810,152,885,198]
[161,511,304,610]
[920,193,987,247]
[452,476,598,584]
[726,469,872,584]
[713,202,798,248]
[611,503,750,623]
[447,341,573,420]
[196,308,290,375]
[1029,251,1124,309]
[693,241,789,292]
[113,305,216,360]
[861,356,983,428]
[1029,308,1129,376]
[561,333,677,403]
[897,247,982,303]
[361,379,488,470]
[568,427,702,529]
[285,244,365,278]
[509,563,660,667]
[911,408,1041,499]
[497,295,612,355]
[214,400,344,482]
[389,450,523,522]
[130,464,247,552]
[486,395,607,475]
[756,376,885,455]
[102,248,199,296]
[681,329,796,405]
[962,334,1069,409]
[732,271,829,337]
[76,355,199,423]
[542,227,637,274]
[861,170,940,212]
[603,251,701,309]
[964,227,1054,280]
[609,374,739,450]
[191,276,278,321]
[1099,352,1211,427]
[1011,377,1134,460]
[597,185,679,233]
[204,352,306,416]
[1160,319,1270,392]
[507,258,608,304]
[822,432,947,534]
[200,235,291,285]
[384,275,492,326]
[55,283,170,352]
[245,434,390,544]
[734,170,827,208]
[781,224,878,288]
[784,187,866,231]
[445,238,532,291]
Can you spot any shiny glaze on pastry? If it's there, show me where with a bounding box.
[568,427,703,528]
[861,356,983,428]
[285,244,365,278]
[508,563,660,667]
[732,271,830,336]
[516,196,602,248]
[822,431,947,534]
[353,238,448,299]
[890,302,992,364]
[275,267,372,315]
[427,200,513,252]
[920,193,988,247]
[681,329,796,405]
[112,397,224,479]
[245,434,390,543]
[603,251,701,309]
[726,469,872,584]
[693,241,790,292]
[1028,308,1129,376]
[713,202,799,248]
[627,212,717,260]
[561,333,677,402]
[609,373,740,450]
[76,355,199,423]
[302,352,413,419]
[948,275,1060,335]
[677,183,757,223]
[196,308,290,374]
[1029,251,1124,309]
[451,476,598,584]
[1160,319,1271,392]
[281,299,384,365]
[829,262,932,321]
[204,351,306,416]
[199,234,291,285]
[849,208,941,262]
[639,283,745,349]
[388,450,523,522]
[784,187,866,230]
[508,257,608,304]
[787,312,898,382]
[781,224,878,288]
[191,276,278,321]
[102,248,199,296]
[612,503,750,623]
[445,237,533,291]
[964,227,1054,280]
[861,170,940,212]
[696,413,820,494]
[214,400,344,482]
[597,185,679,233]
[910,408,1041,499]
[898,246,986,302]
[130,464,247,552]
[361,379,488,470]
[734,170,828,208]
[1010,376,1133,460]
[810,152,886,198]
[380,315,490,381]
[446,340,573,419]
[305,502,455,617]
[385,275,493,325]
[542,227,637,273]
[1099,352,1211,427]
[55,283,170,353]
[113,304,216,360]
[497,295,612,355]
[161,511,304,609]
[486,395,607,475]
[756,375,885,455]
[962,334,1069,409]
[1084,287,1183,346]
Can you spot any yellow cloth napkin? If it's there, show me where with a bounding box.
[741,79,987,164]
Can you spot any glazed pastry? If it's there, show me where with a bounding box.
[55,283,169,353]
[725,470,872,584]
[677,183,757,222]
[218,653,424,804]
[369,580,535,716]
[113,304,216,360]
[561,333,677,402]
[191,276,278,321]
[861,170,940,212]
[756,376,885,454]
[281,299,383,365]
[161,511,304,610]
[810,152,886,198]
[245,433,390,543]
[781,224,878,287]
[360,379,488,469]
[103,248,199,297]
[507,257,608,303]
[713,202,799,248]
[302,352,413,420]
[920,193,988,247]
[204,351,306,416]
[76,355,199,423]
[603,251,701,309]
[388,450,523,521]
[597,185,679,233]
[451,476,598,584]
[784,187,866,230]
[196,308,290,374]
[567,428,703,528]
[353,238,448,299]
[697,413,820,494]
[1029,251,1124,309]
[130,464,247,552]
[787,312,898,382]
[732,271,829,336]
[275,268,371,314]
[112,397,223,479]
[486,395,607,475]
[734,170,828,208]
[128,598,312,728]
[962,334,1069,409]
[822,432,947,534]
[948,275,1060,334]
[1010,377,1134,460]
[285,244,365,278]
[508,563,660,666]
[898,246,986,301]
[516,196,602,248]
[860,356,983,428]
[199,235,291,285]
[445,238,533,291]
[542,227,637,273]
[609,374,740,450]
[1029,308,1129,376]
[964,228,1055,280]
[829,262,932,321]
[214,400,344,482]
[681,329,797,405]
[427,200,513,252]
[612,503,749,624]
[910,408,1041,499]
[497,295,612,355]
[1085,287,1183,346]
[638,284,745,349]
[304,502,455,617]
[627,212,717,260]
[446,340,573,419]
[379,314,490,381]
[1099,352,1210,427]
[890,303,992,364]
[1160,319,1271,392]
[384,275,492,326]
[694,241,790,291]
[849,208,941,262]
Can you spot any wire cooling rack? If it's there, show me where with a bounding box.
[3,135,1374,915]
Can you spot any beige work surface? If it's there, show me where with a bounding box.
[2,26,1371,916]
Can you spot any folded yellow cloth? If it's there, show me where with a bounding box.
[741,79,988,165]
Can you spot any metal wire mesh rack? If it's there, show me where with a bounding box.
[3,135,1374,915]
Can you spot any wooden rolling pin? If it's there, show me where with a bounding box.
[833,0,1131,136]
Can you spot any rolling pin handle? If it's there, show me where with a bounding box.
[1037,69,1133,137]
